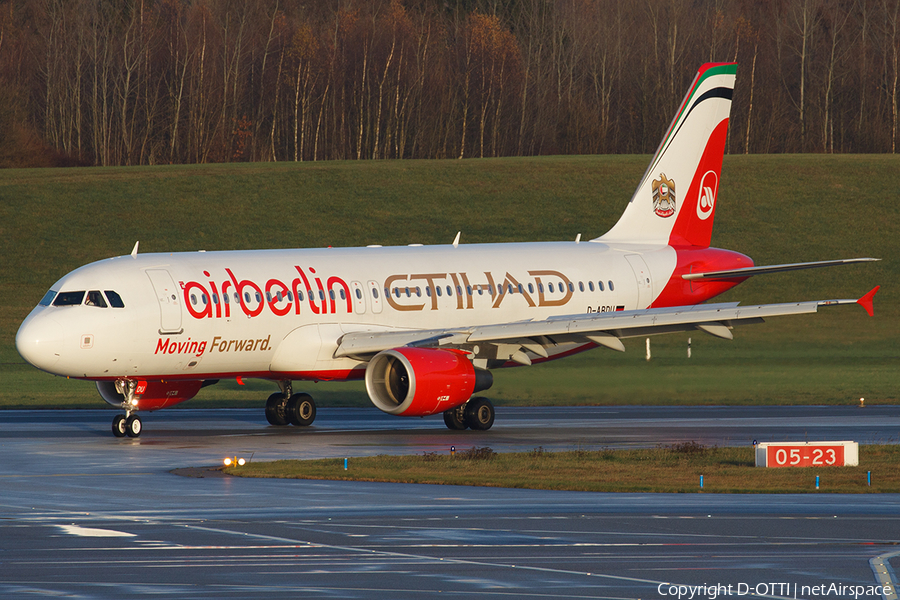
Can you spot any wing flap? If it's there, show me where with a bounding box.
[334,295,870,360]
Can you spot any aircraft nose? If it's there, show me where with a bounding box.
[16,311,63,373]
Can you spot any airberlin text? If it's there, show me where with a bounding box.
[179,266,577,320]
[155,335,271,358]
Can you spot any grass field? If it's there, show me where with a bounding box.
[224,443,900,494]
[1,155,897,409]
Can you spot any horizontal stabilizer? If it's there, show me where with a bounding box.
[682,258,879,281]
[856,286,880,317]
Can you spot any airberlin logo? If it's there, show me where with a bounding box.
[180,266,352,321]
[696,170,718,220]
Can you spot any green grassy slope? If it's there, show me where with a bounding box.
[0,155,896,408]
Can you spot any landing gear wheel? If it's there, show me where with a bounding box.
[112,414,127,437]
[464,397,494,431]
[265,393,289,426]
[125,414,142,438]
[286,393,316,427]
[443,406,467,430]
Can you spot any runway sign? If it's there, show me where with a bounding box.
[755,441,859,467]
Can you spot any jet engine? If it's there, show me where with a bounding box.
[364,347,492,417]
[97,379,207,411]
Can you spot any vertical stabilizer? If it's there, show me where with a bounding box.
[596,63,736,248]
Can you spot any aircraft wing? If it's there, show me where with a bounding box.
[682,258,879,281]
[335,288,879,363]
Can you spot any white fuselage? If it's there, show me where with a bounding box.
[17,240,676,382]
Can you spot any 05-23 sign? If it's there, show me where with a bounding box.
[769,445,843,467]
[754,441,858,468]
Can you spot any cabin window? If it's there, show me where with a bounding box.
[538,283,543,293]
[588,281,595,292]
[190,294,197,305]
[277,291,283,302]
[457,285,463,296]
[53,291,85,306]
[579,281,585,292]
[297,290,305,301]
[517,284,523,294]
[528,283,534,294]
[609,281,615,291]
[372,288,379,299]
[467,285,472,295]
[266,292,272,302]
[598,281,605,292]
[39,290,58,306]
[85,290,107,308]
[446,285,453,296]
[569,282,575,292]
[233,293,239,303]
[202,294,208,305]
[415,287,421,297]
[548,282,554,293]
[255,292,262,303]
[104,290,125,308]
[497,285,504,295]
[318,290,325,301]
[355,288,362,300]
[393,288,400,298]
[223,293,230,304]
[426,287,432,297]
[329,290,335,301]
[340,289,346,300]
[405,287,410,298]
[436,286,442,297]
[477,285,484,296]
[212,294,219,305]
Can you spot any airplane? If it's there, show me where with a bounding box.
[16,62,879,438]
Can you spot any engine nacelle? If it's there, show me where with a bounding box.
[365,347,492,417]
[97,379,205,411]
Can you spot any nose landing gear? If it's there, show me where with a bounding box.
[112,412,142,438]
[111,379,142,438]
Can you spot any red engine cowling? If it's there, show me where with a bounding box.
[97,380,204,411]
[365,347,492,417]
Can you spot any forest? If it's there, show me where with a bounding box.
[0,0,898,167]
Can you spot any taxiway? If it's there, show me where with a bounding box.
[0,406,898,599]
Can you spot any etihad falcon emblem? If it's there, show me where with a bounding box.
[652,173,676,218]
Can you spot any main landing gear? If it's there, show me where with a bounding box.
[265,381,317,427]
[443,397,495,431]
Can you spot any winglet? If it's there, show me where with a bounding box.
[856,286,879,317]
[452,232,460,248]
[130,241,140,258]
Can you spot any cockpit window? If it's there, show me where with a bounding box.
[104,291,125,308]
[53,291,85,306]
[39,290,57,306]
[85,290,108,308]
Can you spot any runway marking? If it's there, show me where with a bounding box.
[57,524,136,538]
[870,550,900,600]
[0,473,154,478]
